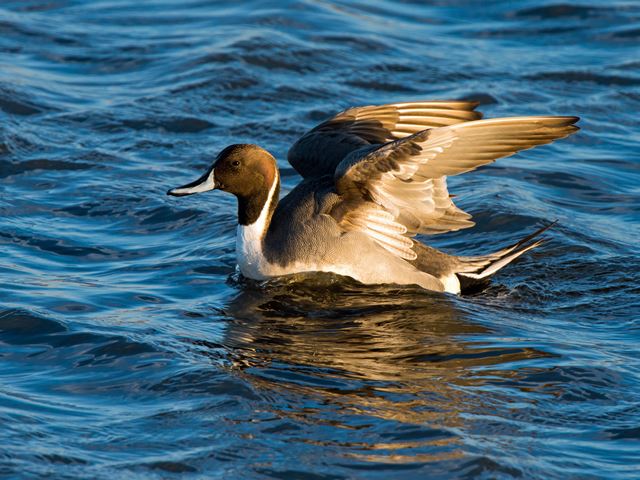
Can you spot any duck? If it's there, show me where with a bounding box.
[168,100,579,294]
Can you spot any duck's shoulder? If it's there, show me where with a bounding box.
[276,175,339,216]
[264,175,342,266]
[266,176,341,247]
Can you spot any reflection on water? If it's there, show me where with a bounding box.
[181,276,551,467]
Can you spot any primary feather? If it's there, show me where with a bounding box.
[327,115,578,260]
[288,100,482,179]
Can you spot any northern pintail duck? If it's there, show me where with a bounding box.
[168,101,578,294]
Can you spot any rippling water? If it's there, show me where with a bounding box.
[1,0,639,478]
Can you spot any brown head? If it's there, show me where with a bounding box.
[167,144,279,225]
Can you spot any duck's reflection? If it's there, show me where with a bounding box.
[209,274,548,463]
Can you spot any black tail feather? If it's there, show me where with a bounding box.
[456,221,557,293]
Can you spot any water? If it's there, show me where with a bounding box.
[1,0,639,478]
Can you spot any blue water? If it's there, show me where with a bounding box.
[1,0,639,478]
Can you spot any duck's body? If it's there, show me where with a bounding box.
[238,173,446,291]
[169,101,579,294]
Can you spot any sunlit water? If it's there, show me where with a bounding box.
[1,1,639,478]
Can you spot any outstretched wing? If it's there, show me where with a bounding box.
[287,101,482,179]
[330,116,580,260]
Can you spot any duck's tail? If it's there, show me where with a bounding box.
[454,222,556,293]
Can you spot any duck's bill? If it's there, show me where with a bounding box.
[167,168,216,196]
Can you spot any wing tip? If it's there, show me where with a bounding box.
[540,115,581,129]
[558,115,580,127]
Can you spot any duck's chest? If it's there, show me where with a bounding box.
[234,178,339,280]
[236,223,274,280]
[235,218,325,280]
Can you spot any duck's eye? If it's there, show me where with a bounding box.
[232,160,240,167]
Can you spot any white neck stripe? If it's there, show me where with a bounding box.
[235,169,279,279]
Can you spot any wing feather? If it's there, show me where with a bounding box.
[415,116,579,178]
[287,100,482,178]
[330,115,579,258]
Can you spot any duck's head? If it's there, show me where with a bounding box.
[167,144,279,225]
[167,144,277,198]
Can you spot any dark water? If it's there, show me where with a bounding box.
[1,0,639,478]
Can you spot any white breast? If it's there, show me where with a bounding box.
[236,224,270,279]
[236,171,280,280]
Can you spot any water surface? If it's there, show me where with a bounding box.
[1,0,639,478]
